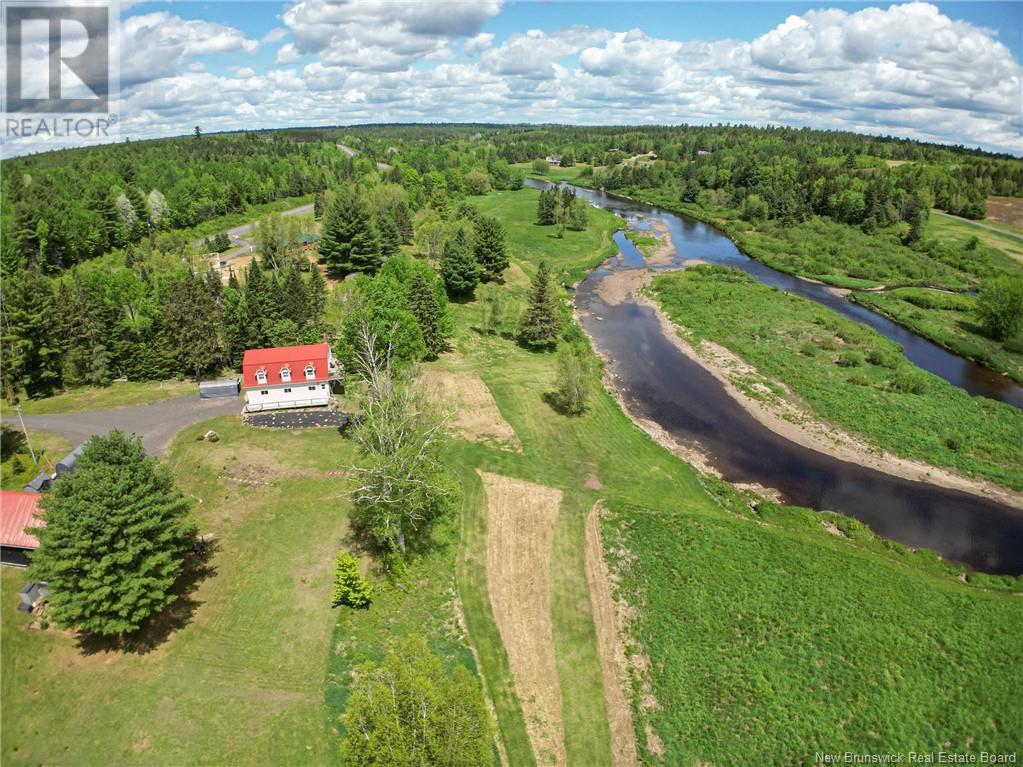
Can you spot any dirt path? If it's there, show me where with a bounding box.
[193,202,315,261]
[479,471,566,767]
[589,268,1023,510]
[584,503,638,767]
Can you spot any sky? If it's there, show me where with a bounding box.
[4,0,1022,156]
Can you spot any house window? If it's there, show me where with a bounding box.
[283,387,292,393]
[308,385,316,391]
[305,364,316,380]
[255,369,267,385]
[260,390,269,395]
[280,366,292,382]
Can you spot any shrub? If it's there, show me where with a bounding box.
[847,372,871,387]
[818,337,838,351]
[889,366,929,395]
[866,348,899,368]
[836,350,864,367]
[332,551,373,608]
[799,342,817,357]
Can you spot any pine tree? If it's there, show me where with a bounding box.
[473,216,509,282]
[406,271,444,357]
[393,199,414,244]
[243,260,270,347]
[377,212,401,259]
[519,262,561,348]
[440,230,480,298]
[536,188,559,225]
[307,266,327,334]
[222,286,249,367]
[1,267,61,400]
[27,431,194,636]
[281,262,309,329]
[160,272,223,379]
[319,189,382,275]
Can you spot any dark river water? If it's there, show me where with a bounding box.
[525,180,1023,574]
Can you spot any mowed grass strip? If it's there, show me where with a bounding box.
[480,471,566,766]
[2,417,349,766]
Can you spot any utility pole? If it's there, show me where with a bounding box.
[14,405,36,463]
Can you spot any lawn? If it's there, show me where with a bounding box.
[13,380,196,415]
[928,211,1023,264]
[650,267,1023,490]
[3,418,354,766]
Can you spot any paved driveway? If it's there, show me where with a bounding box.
[3,396,243,455]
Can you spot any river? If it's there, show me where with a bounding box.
[525,179,1023,574]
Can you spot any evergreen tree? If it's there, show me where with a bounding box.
[440,231,480,298]
[307,266,327,334]
[473,216,509,282]
[243,260,271,347]
[281,262,309,329]
[393,199,414,244]
[320,189,382,275]
[28,431,194,636]
[1,268,61,400]
[377,212,401,259]
[519,262,561,349]
[406,271,445,357]
[222,286,249,367]
[160,272,223,379]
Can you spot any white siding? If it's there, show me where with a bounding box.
[244,382,330,412]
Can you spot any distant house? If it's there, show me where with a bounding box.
[299,233,320,250]
[545,154,562,166]
[242,342,338,412]
[1,490,43,567]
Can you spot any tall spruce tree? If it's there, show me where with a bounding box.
[406,271,444,357]
[473,216,509,282]
[519,262,561,348]
[28,431,194,636]
[393,199,414,244]
[281,262,309,329]
[320,189,382,275]
[160,272,223,379]
[307,266,327,334]
[440,230,480,298]
[536,188,559,225]
[1,267,61,400]
[377,213,401,259]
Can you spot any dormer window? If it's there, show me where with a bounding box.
[255,369,267,385]
[280,366,292,383]
[304,364,316,380]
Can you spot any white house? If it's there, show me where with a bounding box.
[241,343,338,412]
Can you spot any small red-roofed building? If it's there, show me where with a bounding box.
[241,342,338,412]
[1,490,44,567]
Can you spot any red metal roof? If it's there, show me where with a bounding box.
[0,491,43,549]
[241,343,332,389]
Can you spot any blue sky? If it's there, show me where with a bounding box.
[6,1,1022,155]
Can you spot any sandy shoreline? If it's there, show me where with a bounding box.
[585,267,1023,512]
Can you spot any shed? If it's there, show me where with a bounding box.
[199,379,240,399]
[18,581,47,612]
[55,443,85,477]
[24,471,51,493]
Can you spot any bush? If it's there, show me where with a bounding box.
[866,348,899,368]
[798,342,817,357]
[836,350,864,367]
[332,551,373,608]
[547,345,591,415]
[889,366,929,395]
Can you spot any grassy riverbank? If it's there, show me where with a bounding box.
[650,266,1023,490]
[851,288,1023,384]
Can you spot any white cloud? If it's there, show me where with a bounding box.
[4,1,1021,157]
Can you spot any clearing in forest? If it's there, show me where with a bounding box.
[479,470,565,767]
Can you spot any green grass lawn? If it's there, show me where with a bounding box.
[12,380,196,414]
[3,418,355,766]
[928,212,1023,263]
[650,267,1023,490]
[474,186,621,284]
[0,428,72,489]
[851,288,1023,383]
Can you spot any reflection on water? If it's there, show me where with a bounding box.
[523,179,1023,573]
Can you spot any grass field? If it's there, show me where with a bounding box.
[13,380,196,414]
[4,418,357,766]
[928,211,1023,263]
[651,267,1023,490]
[851,288,1023,383]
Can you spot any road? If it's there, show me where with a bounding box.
[932,209,1023,242]
[337,142,392,171]
[2,395,243,456]
[202,202,315,261]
